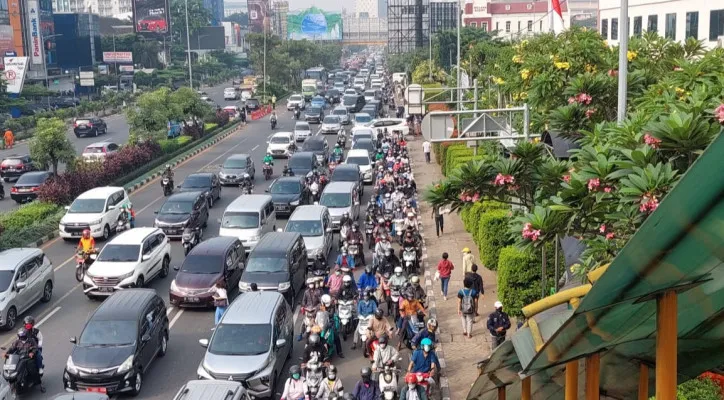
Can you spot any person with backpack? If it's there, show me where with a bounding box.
[465,264,484,320]
[457,277,478,338]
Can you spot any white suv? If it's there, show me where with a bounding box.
[223,88,239,100]
[267,132,295,158]
[83,227,171,299]
[59,186,131,240]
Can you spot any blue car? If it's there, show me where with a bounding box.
[311,95,327,109]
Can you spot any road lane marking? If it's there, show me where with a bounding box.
[252,145,259,151]
[166,306,174,315]
[36,306,61,327]
[169,309,184,328]
[292,304,301,325]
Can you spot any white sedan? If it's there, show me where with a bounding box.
[368,118,409,136]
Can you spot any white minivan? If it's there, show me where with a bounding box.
[219,194,277,252]
[59,186,131,240]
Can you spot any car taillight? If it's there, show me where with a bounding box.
[10,187,17,193]
[16,164,23,169]
[31,186,39,192]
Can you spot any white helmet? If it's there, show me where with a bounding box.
[343,275,353,283]
[407,212,415,217]
[321,294,332,307]
[394,266,403,275]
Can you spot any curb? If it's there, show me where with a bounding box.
[24,124,243,249]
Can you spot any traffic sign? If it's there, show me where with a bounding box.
[5,70,16,80]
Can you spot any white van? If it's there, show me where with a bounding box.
[59,186,131,240]
[219,194,277,252]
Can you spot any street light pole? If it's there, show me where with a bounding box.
[184,0,193,88]
[617,0,629,122]
[456,0,461,115]
[263,21,267,102]
[42,34,63,107]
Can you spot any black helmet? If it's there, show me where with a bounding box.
[289,365,301,376]
[378,334,388,345]
[374,308,384,319]
[309,333,321,345]
[360,367,372,379]
[328,364,338,374]
[316,253,324,260]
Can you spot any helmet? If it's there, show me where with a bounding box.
[328,364,338,374]
[420,338,433,347]
[343,275,352,283]
[316,253,324,260]
[405,292,414,300]
[495,301,503,309]
[23,316,35,326]
[407,212,415,218]
[335,143,340,147]
[363,289,371,299]
[17,329,27,340]
[394,266,403,275]
[385,193,391,199]
[365,265,373,274]
[82,229,91,238]
[343,211,349,217]
[321,294,332,307]
[378,334,388,345]
[165,164,171,170]
[427,318,438,329]
[360,367,372,379]
[289,365,301,376]
[374,308,384,319]
[410,275,420,284]
[378,218,385,224]
[405,374,418,384]
[309,333,321,345]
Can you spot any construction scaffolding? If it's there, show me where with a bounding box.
[387,0,429,54]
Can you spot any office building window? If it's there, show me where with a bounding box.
[611,18,618,39]
[686,12,698,39]
[482,22,488,31]
[0,0,7,11]
[665,13,676,39]
[527,20,532,32]
[505,21,510,33]
[710,9,724,41]
[647,14,658,33]
[633,16,642,37]
[601,19,608,39]
[470,22,477,27]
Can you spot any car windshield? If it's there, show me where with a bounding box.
[289,95,303,102]
[353,133,372,141]
[346,156,370,166]
[323,116,340,124]
[328,89,340,96]
[181,175,211,188]
[79,320,137,346]
[333,109,347,116]
[246,257,287,273]
[286,220,323,237]
[303,140,325,151]
[296,123,310,131]
[289,156,312,170]
[223,157,247,169]
[222,212,259,229]
[68,198,106,214]
[270,136,290,144]
[320,192,351,208]
[224,88,235,92]
[0,271,14,292]
[271,181,301,194]
[332,168,358,181]
[97,244,140,262]
[209,324,271,356]
[179,254,223,274]
[365,91,375,97]
[355,115,372,123]
[16,173,47,184]
[309,107,321,114]
[75,119,91,125]
[160,200,193,215]
[343,96,357,105]
[247,99,259,105]
[302,85,316,92]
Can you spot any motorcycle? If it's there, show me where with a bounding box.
[305,358,325,398]
[240,181,254,195]
[409,372,434,397]
[263,163,273,180]
[365,221,375,250]
[339,223,350,251]
[161,177,173,196]
[403,246,417,274]
[301,307,317,338]
[394,218,404,240]
[294,109,301,120]
[182,226,202,256]
[403,311,426,348]
[379,366,401,400]
[356,314,373,350]
[116,214,132,233]
[270,117,277,129]
[75,250,97,282]
[2,352,40,395]
[336,132,346,148]
[389,285,402,320]
[337,299,355,341]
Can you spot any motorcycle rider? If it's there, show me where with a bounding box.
[303,333,328,367]
[6,328,44,393]
[352,367,381,400]
[367,310,395,361]
[397,293,426,350]
[407,338,439,379]
[310,253,327,275]
[400,373,428,400]
[375,149,385,161]
[332,143,343,162]
[120,204,135,228]
[327,265,344,298]
[76,228,96,254]
[374,235,393,269]
[320,294,345,359]
[382,193,394,212]
[161,164,174,188]
[411,319,438,349]
[23,316,44,375]
[338,275,358,302]
[408,275,427,306]
[316,365,344,399]
[294,103,302,120]
[357,265,378,295]
[240,172,253,192]
[382,248,401,272]
[302,280,323,311]
[346,222,366,266]
[283,165,294,176]
[263,152,274,166]
[336,249,355,270]
[339,212,352,230]
[400,231,420,261]
[281,365,309,400]
[270,110,278,127]
[353,290,377,353]
[372,334,399,375]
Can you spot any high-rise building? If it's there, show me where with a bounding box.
[387,0,429,53]
[7,0,60,78]
[204,0,225,26]
[53,12,101,70]
[378,0,388,18]
[272,0,288,39]
[430,0,457,34]
[224,1,247,17]
[52,0,132,17]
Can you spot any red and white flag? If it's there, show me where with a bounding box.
[549,0,565,33]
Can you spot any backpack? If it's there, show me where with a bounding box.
[461,289,474,314]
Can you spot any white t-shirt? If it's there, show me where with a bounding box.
[422,141,431,152]
[214,287,228,300]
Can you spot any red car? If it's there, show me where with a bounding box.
[137,16,167,32]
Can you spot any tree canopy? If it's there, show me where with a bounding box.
[29,118,76,174]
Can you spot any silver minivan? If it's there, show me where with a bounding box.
[219,195,277,252]
[0,248,54,330]
[320,181,360,230]
[285,205,333,263]
[197,291,293,398]
[173,380,248,400]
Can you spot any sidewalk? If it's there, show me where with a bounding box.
[409,139,498,400]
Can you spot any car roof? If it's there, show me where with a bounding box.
[323,181,357,193]
[86,141,115,147]
[295,121,310,128]
[91,289,158,321]
[289,205,328,220]
[174,380,245,400]
[188,236,239,255]
[304,136,325,143]
[226,194,272,212]
[109,227,162,245]
[290,151,315,159]
[252,232,301,255]
[333,164,360,172]
[222,291,284,324]
[333,106,347,112]
[227,154,251,161]
[352,127,374,135]
[273,176,304,185]
[77,186,125,199]
[167,191,205,201]
[272,132,293,138]
[355,113,371,118]
[347,149,371,158]
[0,248,43,270]
[2,154,29,160]
[355,138,374,144]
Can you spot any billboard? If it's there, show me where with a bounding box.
[103,51,133,63]
[133,0,169,33]
[247,0,269,33]
[287,7,342,40]
[26,0,43,65]
[2,57,29,94]
[188,26,225,50]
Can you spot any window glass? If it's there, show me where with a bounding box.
[686,12,698,39]
[710,10,724,41]
[665,13,676,39]
[633,16,643,37]
[79,320,137,346]
[647,15,658,33]
[611,18,619,40]
[505,21,510,33]
[527,20,532,32]
[601,19,609,38]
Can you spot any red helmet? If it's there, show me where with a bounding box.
[82,229,91,237]
[405,374,417,384]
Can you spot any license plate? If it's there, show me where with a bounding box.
[18,188,30,193]
[99,287,114,292]
[86,387,107,393]
[7,168,15,171]
[71,232,82,237]
[3,364,16,370]
[275,205,287,210]
[185,297,200,302]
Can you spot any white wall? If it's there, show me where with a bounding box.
[491,12,571,37]
[599,0,724,48]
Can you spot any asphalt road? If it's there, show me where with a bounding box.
[3,94,414,399]
[0,84,235,213]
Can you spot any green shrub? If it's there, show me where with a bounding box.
[0,202,61,232]
[447,155,483,175]
[650,377,724,400]
[497,245,558,318]
[439,143,465,169]
[177,136,193,146]
[204,123,218,131]
[158,139,180,154]
[0,207,64,250]
[477,209,513,271]
[444,146,474,176]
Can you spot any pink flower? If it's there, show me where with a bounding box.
[493,173,515,186]
[585,108,597,118]
[562,175,571,183]
[715,104,724,124]
[639,194,660,213]
[608,69,618,77]
[605,232,615,240]
[568,97,577,104]
[644,133,662,148]
[576,93,593,105]
[508,184,520,191]
[459,193,466,201]
[603,186,613,193]
[673,66,683,71]
[599,224,607,233]
[522,223,542,241]
[471,192,481,202]
[587,178,600,191]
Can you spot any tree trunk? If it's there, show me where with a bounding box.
[51,159,59,175]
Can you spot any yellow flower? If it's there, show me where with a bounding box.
[493,77,506,85]
[520,92,528,99]
[584,63,597,73]
[521,40,529,46]
[602,40,608,47]
[520,69,531,80]
[627,50,638,61]
[512,55,524,64]
[554,61,571,70]
[512,93,520,101]
[675,87,685,95]
[532,137,541,143]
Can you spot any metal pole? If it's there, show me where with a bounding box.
[473,79,478,118]
[617,0,629,122]
[565,360,578,400]
[523,103,530,139]
[656,291,677,400]
[554,234,559,293]
[184,0,193,88]
[585,353,601,399]
[263,22,267,102]
[428,20,432,81]
[456,0,461,114]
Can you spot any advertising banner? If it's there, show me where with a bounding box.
[287,7,342,40]
[79,71,94,86]
[103,51,134,63]
[133,0,169,33]
[26,0,43,65]
[119,65,134,72]
[247,0,269,33]
[2,57,29,94]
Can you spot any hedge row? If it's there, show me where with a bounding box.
[158,136,194,154]
[0,203,64,251]
[460,202,511,271]
[496,244,559,318]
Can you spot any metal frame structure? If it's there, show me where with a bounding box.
[387,0,429,54]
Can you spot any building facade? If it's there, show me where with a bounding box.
[204,0,224,25]
[343,15,388,43]
[430,0,457,33]
[599,0,724,49]
[387,0,429,53]
[271,0,287,39]
[7,0,60,79]
[223,1,247,17]
[463,0,570,37]
[52,0,131,17]
[355,0,378,18]
[53,12,100,70]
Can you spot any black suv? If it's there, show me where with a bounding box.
[74,117,107,138]
[177,172,222,208]
[154,191,209,238]
[0,155,36,182]
[267,176,311,216]
[302,136,329,165]
[63,289,169,396]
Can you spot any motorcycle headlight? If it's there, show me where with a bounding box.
[66,356,78,374]
[278,281,291,291]
[116,355,134,374]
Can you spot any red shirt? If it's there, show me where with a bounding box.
[437,259,454,278]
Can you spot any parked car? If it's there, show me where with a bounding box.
[0,155,36,182]
[266,132,295,158]
[59,186,131,240]
[82,228,171,298]
[267,176,311,216]
[219,154,256,185]
[169,237,245,307]
[286,94,306,110]
[154,191,210,238]
[82,141,120,163]
[294,121,313,142]
[177,172,222,208]
[73,117,107,138]
[64,289,169,395]
[319,115,343,135]
[0,248,54,330]
[10,171,52,203]
[304,106,324,124]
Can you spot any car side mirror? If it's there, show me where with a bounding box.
[264,189,269,192]
[141,334,151,343]
[108,205,116,210]
[199,338,209,348]
[275,339,287,349]
[218,164,223,168]
[15,281,26,291]
[69,337,77,344]
[142,254,151,261]
[154,211,159,214]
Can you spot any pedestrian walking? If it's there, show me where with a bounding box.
[212,279,229,325]
[436,252,454,300]
[465,264,484,319]
[457,277,478,338]
[432,205,444,236]
[422,140,431,163]
[3,128,14,150]
[271,95,277,108]
[486,301,511,351]
[461,247,475,274]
